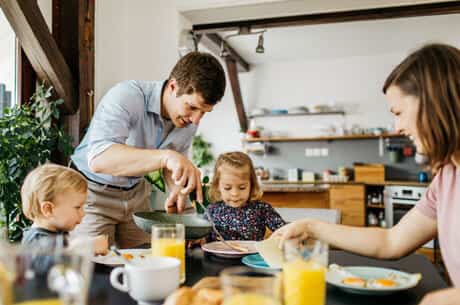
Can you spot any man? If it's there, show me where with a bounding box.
[70,52,226,248]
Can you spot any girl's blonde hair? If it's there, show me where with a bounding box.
[383,43,460,172]
[208,151,262,202]
[21,163,87,220]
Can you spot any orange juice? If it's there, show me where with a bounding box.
[0,263,13,305]
[283,259,326,305]
[14,299,63,305]
[151,238,185,282]
[223,293,280,305]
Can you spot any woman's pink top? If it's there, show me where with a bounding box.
[416,163,460,286]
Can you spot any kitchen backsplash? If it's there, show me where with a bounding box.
[249,138,425,181]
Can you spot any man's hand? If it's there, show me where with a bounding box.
[164,185,188,213]
[162,150,202,213]
[419,288,460,305]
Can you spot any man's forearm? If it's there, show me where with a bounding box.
[89,144,168,176]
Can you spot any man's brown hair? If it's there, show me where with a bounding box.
[209,151,262,202]
[383,43,460,172]
[169,52,226,105]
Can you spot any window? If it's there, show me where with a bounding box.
[0,8,17,115]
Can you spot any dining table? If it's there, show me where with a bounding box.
[89,248,448,305]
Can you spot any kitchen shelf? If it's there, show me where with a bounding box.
[243,133,405,143]
[249,111,345,119]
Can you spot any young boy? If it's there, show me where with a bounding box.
[21,163,108,255]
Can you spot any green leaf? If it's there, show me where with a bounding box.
[145,170,166,192]
[191,135,214,168]
[0,83,73,242]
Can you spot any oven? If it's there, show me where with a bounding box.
[384,185,434,248]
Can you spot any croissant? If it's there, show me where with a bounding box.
[163,287,223,305]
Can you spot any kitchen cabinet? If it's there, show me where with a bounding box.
[329,185,365,226]
[261,191,329,209]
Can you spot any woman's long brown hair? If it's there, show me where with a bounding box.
[383,43,460,172]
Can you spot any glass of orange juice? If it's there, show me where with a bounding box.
[151,224,186,283]
[283,239,328,305]
[220,267,282,305]
[0,237,93,305]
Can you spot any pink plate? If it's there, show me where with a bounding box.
[201,240,258,258]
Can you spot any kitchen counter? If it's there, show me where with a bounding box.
[261,183,328,192]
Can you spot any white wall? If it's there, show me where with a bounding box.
[244,52,400,138]
[95,0,182,103]
[93,2,460,159]
[94,0,245,157]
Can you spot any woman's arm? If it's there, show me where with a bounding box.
[418,288,460,305]
[274,207,437,259]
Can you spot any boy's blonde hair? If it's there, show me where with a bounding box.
[209,151,262,202]
[21,163,87,220]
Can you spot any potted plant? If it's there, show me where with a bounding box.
[191,134,214,170]
[190,135,214,212]
[0,83,73,242]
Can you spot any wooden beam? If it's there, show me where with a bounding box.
[78,0,95,137]
[225,57,248,132]
[0,0,77,114]
[193,1,460,33]
[199,33,250,72]
[52,0,79,146]
[52,0,95,144]
[17,47,36,106]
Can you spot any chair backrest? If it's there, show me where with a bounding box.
[275,207,342,224]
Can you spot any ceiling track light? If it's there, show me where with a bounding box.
[219,27,267,58]
[256,32,264,54]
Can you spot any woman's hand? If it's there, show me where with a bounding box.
[272,219,313,246]
[419,288,460,305]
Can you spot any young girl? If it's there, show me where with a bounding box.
[274,43,460,305]
[206,151,285,241]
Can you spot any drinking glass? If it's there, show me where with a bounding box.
[283,238,328,305]
[0,238,93,305]
[220,267,282,305]
[151,224,186,283]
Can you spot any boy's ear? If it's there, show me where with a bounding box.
[40,201,55,217]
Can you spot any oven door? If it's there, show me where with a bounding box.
[392,202,416,225]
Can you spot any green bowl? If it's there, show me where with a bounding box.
[133,210,212,240]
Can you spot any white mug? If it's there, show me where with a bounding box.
[110,256,180,304]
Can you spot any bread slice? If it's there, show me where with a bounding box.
[255,236,284,268]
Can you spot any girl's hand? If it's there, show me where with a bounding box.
[272,219,312,246]
[419,288,460,305]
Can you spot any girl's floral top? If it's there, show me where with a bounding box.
[206,200,286,241]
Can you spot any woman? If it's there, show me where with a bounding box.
[274,43,460,305]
